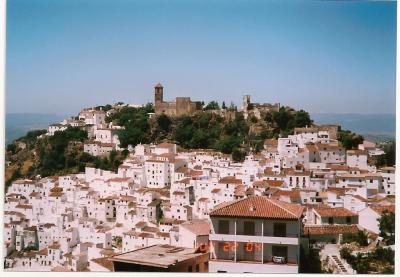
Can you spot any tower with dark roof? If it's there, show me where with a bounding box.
[154,83,163,103]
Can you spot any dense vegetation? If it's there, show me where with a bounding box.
[375,141,396,167]
[337,129,364,150]
[5,127,128,187]
[378,211,395,245]
[340,246,394,274]
[105,104,313,162]
[342,231,368,247]
[299,247,329,273]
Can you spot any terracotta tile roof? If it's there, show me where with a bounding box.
[15,204,33,209]
[135,221,147,228]
[91,257,114,271]
[329,164,350,171]
[234,185,245,196]
[48,242,61,250]
[198,197,209,202]
[157,232,170,238]
[294,127,318,134]
[108,177,131,182]
[159,218,179,225]
[327,187,347,196]
[49,192,65,197]
[264,139,278,146]
[304,224,359,235]
[119,195,135,202]
[137,232,154,238]
[176,178,191,184]
[180,219,211,235]
[352,195,368,202]
[175,167,188,174]
[315,143,343,151]
[50,186,63,193]
[218,176,242,184]
[156,142,175,148]
[210,196,304,220]
[370,205,395,215]
[123,230,138,236]
[286,170,311,177]
[314,207,357,217]
[188,170,203,177]
[347,149,368,155]
[273,189,301,199]
[142,226,159,233]
[246,187,255,195]
[305,144,318,152]
[36,248,48,256]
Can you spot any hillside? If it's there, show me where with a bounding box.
[5,102,385,188]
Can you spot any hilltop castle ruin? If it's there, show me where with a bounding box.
[154,83,202,116]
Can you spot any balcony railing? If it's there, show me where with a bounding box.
[210,234,299,245]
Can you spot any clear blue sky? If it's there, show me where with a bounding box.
[6,0,396,116]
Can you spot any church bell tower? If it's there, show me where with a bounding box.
[154,83,163,103]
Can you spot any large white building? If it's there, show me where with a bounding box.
[208,196,304,273]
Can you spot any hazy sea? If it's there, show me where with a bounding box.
[6,113,66,144]
[311,113,395,142]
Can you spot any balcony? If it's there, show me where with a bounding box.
[209,233,299,245]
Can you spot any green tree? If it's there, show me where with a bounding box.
[293,110,312,128]
[157,114,172,132]
[228,102,237,111]
[204,101,220,110]
[378,211,395,245]
[355,231,368,247]
[338,129,364,150]
[232,148,246,162]
[6,143,17,154]
[272,107,293,131]
[222,101,227,109]
[216,137,241,154]
[6,167,22,187]
[156,209,164,223]
[376,141,395,167]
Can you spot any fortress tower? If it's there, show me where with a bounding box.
[243,95,251,111]
[154,83,164,103]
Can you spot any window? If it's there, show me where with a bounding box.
[273,223,286,237]
[346,217,351,224]
[188,266,193,272]
[196,264,200,272]
[219,220,230,234]
[243,221,255,235]
[328,217,334,224]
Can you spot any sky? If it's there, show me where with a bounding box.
[6,0,397,116]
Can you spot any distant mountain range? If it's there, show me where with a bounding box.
[5,112,395,145]
[6,113,66,144]
[311,113,395,142]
